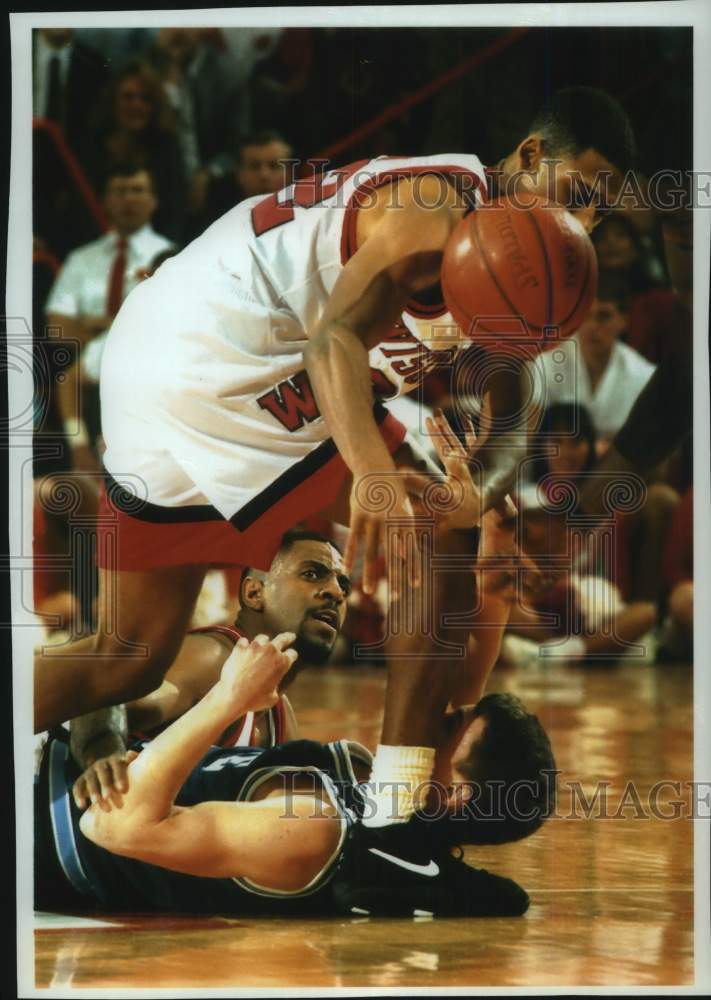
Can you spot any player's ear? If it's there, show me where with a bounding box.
[517,135,544,171]
[241,575,266,612]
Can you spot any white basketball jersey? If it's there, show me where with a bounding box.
[101,154,488,518]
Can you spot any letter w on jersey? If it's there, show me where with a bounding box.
[257,370,321,432]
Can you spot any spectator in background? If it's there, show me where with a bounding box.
[80,60,186,242]
[33,28,109,149]
[248,29,314,149]
[195,130,295,235]
[593,214,686,367]
[33,29,111,257]
[73,27,156,70]
[148,28,247,225]
[45,163,174,468]
[528,271,655,453]
[504,403,657,668]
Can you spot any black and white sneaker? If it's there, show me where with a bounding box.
[331,816,529,918]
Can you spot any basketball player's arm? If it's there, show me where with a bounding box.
[125,632,233,733]
[78,635,341,883]
[305,177,454,472]
[473,369,528,512]
[71,632,240,807]
[304,177,459,590]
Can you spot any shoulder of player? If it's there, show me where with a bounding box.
[359,174,461,254]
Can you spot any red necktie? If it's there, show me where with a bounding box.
[106,237,127,317]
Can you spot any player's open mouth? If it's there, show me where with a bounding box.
[310,609,339,631]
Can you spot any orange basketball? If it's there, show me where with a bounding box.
[441,196,597,353]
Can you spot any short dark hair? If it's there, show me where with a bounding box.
[101,161,156,196]
[530,86,637,175]
[596,269,630,312]
[235,130,294,163]
[529,402,598,483]
[239,528,342,594]
[445,693,557,846]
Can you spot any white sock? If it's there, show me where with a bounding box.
[362,744,436,828]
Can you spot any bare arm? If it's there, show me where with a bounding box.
[78,634,341,884]
[304,177,456,592]
[474,366,528,513]
[126,632,231,734]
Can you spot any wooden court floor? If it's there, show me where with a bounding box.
[35,659,694,989]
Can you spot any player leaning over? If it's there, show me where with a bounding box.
[35,86,637,736]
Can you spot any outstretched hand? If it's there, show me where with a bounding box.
[345,471,421,599]
[419,409,483,530]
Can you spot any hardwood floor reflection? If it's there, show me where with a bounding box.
[35,661,694,988]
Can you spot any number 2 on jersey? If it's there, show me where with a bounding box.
[251,159,369,237]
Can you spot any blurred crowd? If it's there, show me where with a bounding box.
[32,26,693,670]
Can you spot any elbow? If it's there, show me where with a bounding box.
[79,804,142,857]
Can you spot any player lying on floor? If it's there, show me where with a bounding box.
[67,528,352,798]
[36,630,555,919]
[37,414,554,917]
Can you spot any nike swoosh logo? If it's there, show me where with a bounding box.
[368,847,440,877]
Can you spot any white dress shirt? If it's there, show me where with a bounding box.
[528,332,656,441]
[46,224,174,382]
[46,225,173,319]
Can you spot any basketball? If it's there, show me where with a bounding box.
[441,196,598,352]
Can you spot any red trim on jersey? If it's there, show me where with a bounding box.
[339,163,487,322]
[96,410,406,571]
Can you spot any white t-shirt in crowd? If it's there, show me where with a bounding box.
[527,332,655,441]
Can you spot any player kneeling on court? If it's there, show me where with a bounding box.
[36,632,555,919]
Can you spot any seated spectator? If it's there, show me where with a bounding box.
[528,271,655,452]
[592,213,682,366]
[505,402,658,666]
[593,212,667,292]
[148,28,247,224]
[194,130,295,236]
[80,60,186,242]
[45,163,174,466]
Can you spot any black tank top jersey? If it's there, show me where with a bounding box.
[40,736,371,915]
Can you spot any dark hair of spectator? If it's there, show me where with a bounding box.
[93,59,177,137]
[100,161,157,196]
[592,214,665,292]
[234,130,294,163]
[530,86,637,176]
[596,269,631,313]
[529,402,598,484]
[444,693,557,846]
